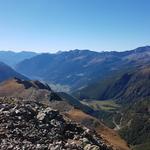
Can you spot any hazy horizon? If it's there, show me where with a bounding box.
[0,0,150,52]
[1,45,150,54]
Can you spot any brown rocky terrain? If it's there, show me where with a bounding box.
[0,97,113,150]
[0,78,130,150]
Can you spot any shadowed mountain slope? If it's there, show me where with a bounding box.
[0,62,28,82]
[75,66,150,104]
[74,66,150,150]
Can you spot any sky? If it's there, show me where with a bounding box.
[0,0,150,53]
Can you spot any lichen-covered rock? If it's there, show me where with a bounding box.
[0,97,112,150]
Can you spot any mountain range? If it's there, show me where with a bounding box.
[0,46,149,150]
[15,46,150,92]
[0,50,37,67]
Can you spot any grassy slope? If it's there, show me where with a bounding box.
[79,83,150,150]
[66,109,130,150]
[81,100,120,111]
[81,99,150,150]
[75,66,150,150]
[81,100,121,128]
[119,98,150,149]
[132,141,150,150]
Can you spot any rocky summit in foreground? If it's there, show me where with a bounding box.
[0,97,112,150]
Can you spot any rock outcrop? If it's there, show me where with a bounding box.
[0,97,112,150]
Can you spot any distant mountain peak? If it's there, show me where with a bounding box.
[0,51,37,67]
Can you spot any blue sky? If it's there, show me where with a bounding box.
[0,0,150,52]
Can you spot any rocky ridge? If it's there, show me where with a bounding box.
[0,97,112,150]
